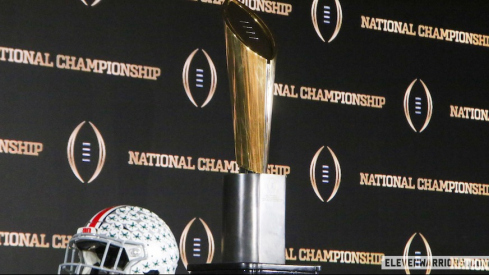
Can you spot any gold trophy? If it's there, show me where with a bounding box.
[223,0,277,174]
[221,0,285,265]
[188,1,321,273]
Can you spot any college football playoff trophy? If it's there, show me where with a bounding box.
[221,0,284,265]
[188,0,320,273]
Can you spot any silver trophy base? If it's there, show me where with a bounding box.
[222,173,286,264]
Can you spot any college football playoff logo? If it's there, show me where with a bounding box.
[80,0,102,7]
[67,121,106,184]
[404,79,433,133]
[403,232,433,274]
[179,218,215,269]
[310,146,342,202]
[311,0,343,43]
[182,49,218,108]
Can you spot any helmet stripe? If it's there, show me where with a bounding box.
[88,206,120,228]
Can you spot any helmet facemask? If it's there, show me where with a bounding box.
[59,233,145,274]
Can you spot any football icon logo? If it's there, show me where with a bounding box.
[404,79,434,133]
[182,49,218,108]
[311,0,343,43]
[80,0,102,7]
[179,218,215,269]
[403,232,433,274]
[310,146,342,202]
[67,121,106,184]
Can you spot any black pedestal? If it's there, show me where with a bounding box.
[187,263,321,274]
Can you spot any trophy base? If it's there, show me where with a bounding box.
[222,173,286,264]
[187,263,321,274]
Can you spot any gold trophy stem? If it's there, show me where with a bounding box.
[224,0,277,173]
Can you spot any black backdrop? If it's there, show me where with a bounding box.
[1,0,489,274]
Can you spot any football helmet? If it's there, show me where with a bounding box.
[58,205,179,274]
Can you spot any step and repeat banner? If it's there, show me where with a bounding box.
[1,0,489,273]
